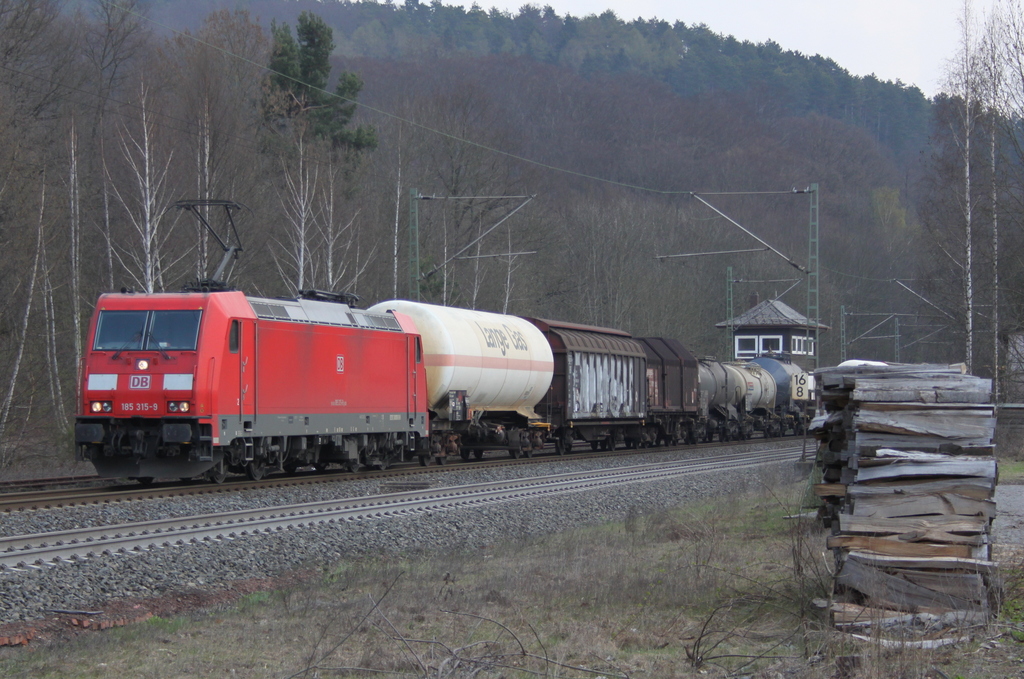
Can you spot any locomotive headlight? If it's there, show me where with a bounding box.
[167,401,190,413]
[91,401,103,413]
[135,359,150,370]
[90,401,113,413]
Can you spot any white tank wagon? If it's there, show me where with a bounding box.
[731,361,777,413]
[367,300,554,462]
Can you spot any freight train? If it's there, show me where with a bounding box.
[74,293,812,483]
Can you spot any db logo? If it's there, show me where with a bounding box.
[129,375,151,390]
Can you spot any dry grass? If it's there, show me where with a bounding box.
[1,481,1023,678]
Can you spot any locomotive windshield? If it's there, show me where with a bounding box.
[94,310,202,351]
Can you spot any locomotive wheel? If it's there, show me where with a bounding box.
[509,446,521,459]
[460,449,471,461]
[133,477,155,486]
[246,458,267,481]
[283,462,299,475]
[524,446,534,458]
[206,461,227,484]
[419,455,429,467]
[436,455,447,465]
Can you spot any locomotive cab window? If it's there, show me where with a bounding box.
[94,310,148,351]
[93,309,202,352]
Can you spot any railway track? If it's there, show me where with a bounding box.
[0,435,814,513]
[0,445,804,570]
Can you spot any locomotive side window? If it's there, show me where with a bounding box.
[415,337,422,363]
[229,320,240,353]
[94,310,148,351]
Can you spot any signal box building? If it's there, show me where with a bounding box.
[716,298,829,372]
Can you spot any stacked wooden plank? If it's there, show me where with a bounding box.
[810,362,997,636]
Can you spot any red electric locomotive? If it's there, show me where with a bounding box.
[74,201,429,483]
[74,289,429,483]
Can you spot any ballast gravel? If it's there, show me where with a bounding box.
[0,445,807,625]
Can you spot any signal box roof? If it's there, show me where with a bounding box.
[715,299,830,331]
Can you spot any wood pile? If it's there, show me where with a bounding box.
[810,362,997,638]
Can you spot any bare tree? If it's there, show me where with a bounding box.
[943,0,984,373]
[107,78,178,293]
[0,178,45,465]
[274,137,318,292]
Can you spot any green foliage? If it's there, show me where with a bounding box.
[265,10,376,152]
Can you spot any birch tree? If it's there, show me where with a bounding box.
[108,78,178,293]
[943,1,984,373]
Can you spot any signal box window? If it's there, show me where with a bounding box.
[230,320,240,353]
[735,336,757,358]
[759,336,783,354]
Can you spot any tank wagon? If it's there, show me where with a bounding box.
[367,300,553,463]
[75,290,429,483]
[749,355,811,436]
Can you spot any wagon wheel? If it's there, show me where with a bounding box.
[508,428,525,459]
[205,460,227,484]
[591,441,600,452]
[555,429,573,455]
[419,455,429,467]
[473,449,484,460]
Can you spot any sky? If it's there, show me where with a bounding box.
[454,0,993,97]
